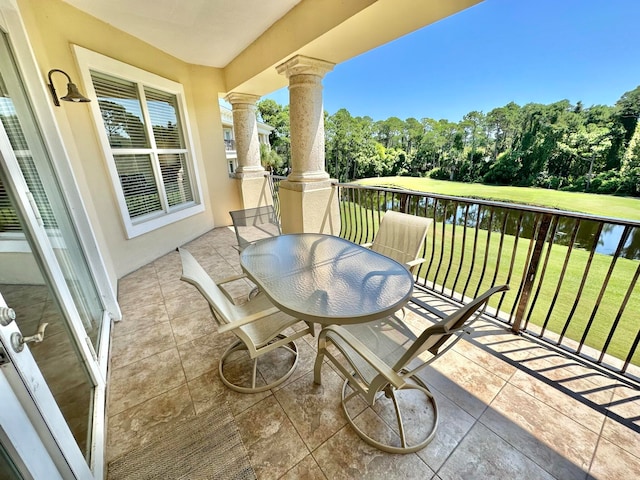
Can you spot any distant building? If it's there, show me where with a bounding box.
[220,104,274,174]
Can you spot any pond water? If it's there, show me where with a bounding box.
[359,192,640,260]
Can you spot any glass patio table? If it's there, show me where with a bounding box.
[239,233,414,325]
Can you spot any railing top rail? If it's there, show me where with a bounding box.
[265,173,287,181]
[332,181,640,228]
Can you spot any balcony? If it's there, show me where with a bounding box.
[225,139,236,151]
[108,216,640,478]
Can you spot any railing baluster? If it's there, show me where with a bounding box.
[462,205,483,300]
[523,216,559,331]
[491,210,509,288]
[622,312,640,374]
[424,197,439,287]
[366,189,374,243]
[558,223,604,344]
[577,225,632,355]
[433,200,448,289]
[349,187,356,240]
[343,186,351,240]
[451,203,470,296]
[540,219,581,336]
[474,207,495,298]
[601,261,640,365]
[497,212,523,319]
[355,188,364,245]
[441,201,458,295]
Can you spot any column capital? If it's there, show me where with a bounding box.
[224,92,261,105]
[276,55,335,79]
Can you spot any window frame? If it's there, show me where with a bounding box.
[74,46,203,238]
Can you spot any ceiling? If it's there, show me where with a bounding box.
[62,0,303,67]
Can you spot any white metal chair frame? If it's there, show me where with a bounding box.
[179,247,313,393]
[314,284,509,453]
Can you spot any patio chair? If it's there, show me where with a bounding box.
[229,205,281,252]
[314,284,509,453]
[363,210,433,320]
[363,210,433,276]
[178,247,313,393]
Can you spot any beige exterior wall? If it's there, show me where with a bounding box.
[17,0,235,281]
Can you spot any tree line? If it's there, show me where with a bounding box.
[257,85,640,196]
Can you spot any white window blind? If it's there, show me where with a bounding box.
[92,74,148,148]
[113,154,161,218]
[90,71,196,224]
[0,177,20,232]
[0,95,56,232]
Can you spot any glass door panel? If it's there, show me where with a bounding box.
[0,183,94,459]
[0,33,103,348]
[0,32,101,464]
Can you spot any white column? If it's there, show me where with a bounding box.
[276,56,334,182]
[225,92,271,210]
[224,92,263,176]
[276,55,339,234]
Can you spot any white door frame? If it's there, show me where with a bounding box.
[0,294,91,479]
[1,366,65,480]
[0,74,103,480]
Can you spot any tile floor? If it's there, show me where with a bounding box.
[106,227,640,480]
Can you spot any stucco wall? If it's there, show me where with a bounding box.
[17,0,237,282]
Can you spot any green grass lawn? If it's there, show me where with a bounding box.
[356,177,640,222]
[339,199,639,367]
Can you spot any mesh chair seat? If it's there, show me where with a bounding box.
[230,206,281,252]
[364,210,433,274]
[233,293,302,347]
[329,316,417,385]
[363,210,433,321]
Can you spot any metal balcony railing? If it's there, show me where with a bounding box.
[224,139,235,151]
[333,182,640,381]
[266,174,286,220]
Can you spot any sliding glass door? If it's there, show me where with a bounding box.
[0,12,109,477]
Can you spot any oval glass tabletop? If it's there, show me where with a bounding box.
[240,233,414,324]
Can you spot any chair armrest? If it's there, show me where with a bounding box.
[425,323,468,336]
[216,273,248,285]
[406,258,426,268]
[361,242,373,249]
[320,325,407,389]
[216,273,251,303]
[217,306,280,333]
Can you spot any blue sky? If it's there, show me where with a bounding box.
[265,0,640,122]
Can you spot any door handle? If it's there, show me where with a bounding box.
[11,323,49,353]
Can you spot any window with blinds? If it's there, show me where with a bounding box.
[90,71,197,223]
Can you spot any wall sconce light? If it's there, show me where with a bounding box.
[47,69,91,106]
